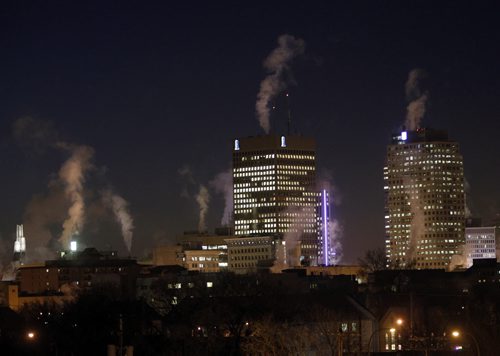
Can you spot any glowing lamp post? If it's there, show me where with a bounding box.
[451,330,480,356]
[26,331,36,341]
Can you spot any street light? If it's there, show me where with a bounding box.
[396,318,403,326]
[26,331,36,340]
[451,330,480,356]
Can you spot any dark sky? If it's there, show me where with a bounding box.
[1,1,500,263]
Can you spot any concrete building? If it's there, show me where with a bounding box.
[232,135,318,265]
[152,232,230,272]
[17,248,141,298]
[384,128,466,269]
[152,245,184,266]
[465,226,497,267]
[225,236,283,274]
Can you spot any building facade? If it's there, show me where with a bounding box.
[232,135,318,265]
[465,226,497,267]
[225,236,281,274]
[17,248,141,298]
[384,128,466,269]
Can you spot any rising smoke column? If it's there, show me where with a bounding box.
[281,206,306,268]
[256,34,305,133]
[328,219,343,265]
[102,190,134,253]
[210,169,233,226]
[405,68,428,130]
[58,145,94,248]
[196,185,210,232]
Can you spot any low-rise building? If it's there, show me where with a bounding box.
[17,248,142,299]
[465,226,497,267]
[184,249,227,272]
[225,236,281,274]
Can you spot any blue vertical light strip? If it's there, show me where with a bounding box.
[323,189,328,266]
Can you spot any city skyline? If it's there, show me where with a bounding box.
[1,2,500,264]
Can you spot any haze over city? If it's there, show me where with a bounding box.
[1,1,500,264]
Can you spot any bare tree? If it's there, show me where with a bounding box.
[358,247,388,273]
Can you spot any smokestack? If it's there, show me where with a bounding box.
[256,34,305,134]
[196,185,210,232]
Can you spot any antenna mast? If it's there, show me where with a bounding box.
[286,92,292,135]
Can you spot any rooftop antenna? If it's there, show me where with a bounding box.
[285,92,292,135]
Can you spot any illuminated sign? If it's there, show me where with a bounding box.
[70,241,77,252]
[234,139,240,151]
[401,131,407,141]
[281,136,286,147]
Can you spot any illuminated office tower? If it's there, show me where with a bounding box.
[384,128,466,269]
[232,135,318,264]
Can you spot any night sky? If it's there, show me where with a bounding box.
[1,1,500,263]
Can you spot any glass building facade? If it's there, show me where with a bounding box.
[232,135,318,264]
[384,128,465,269]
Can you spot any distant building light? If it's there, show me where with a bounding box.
[401,131,407,141]
[281,136,286,147]
[234,139,240,151]
[206,281,213,288]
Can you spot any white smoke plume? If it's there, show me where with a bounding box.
[328,219,343,265]
[405,68,428,131]
[256,34,305,133]
[210,169,233,226]
[58,145,94,248]
[196,185,210,232]
[102,190,134,253]
[464,177,472,218]
[281,206,307,268]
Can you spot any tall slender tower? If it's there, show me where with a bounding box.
[317,189,331,266]
[384,128,466,269]
[13,224,26,264]
[232,134,318,264]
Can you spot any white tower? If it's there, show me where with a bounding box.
[13,224,26,264]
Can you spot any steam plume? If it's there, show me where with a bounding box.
[102,190,134,253]
[256,34,305,133]
[405,68,428,130]
[281,206,306,267]
[58,145,94,248]
[210,169,233,226]
[196,185,210,232]
[328,219,343,265]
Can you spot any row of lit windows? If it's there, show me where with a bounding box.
[276,154,314,160]
[189,256,219,262]
[276,165,314,171]
[234,187,276,193]
[231,247,269,253]
[234,165,275,172]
